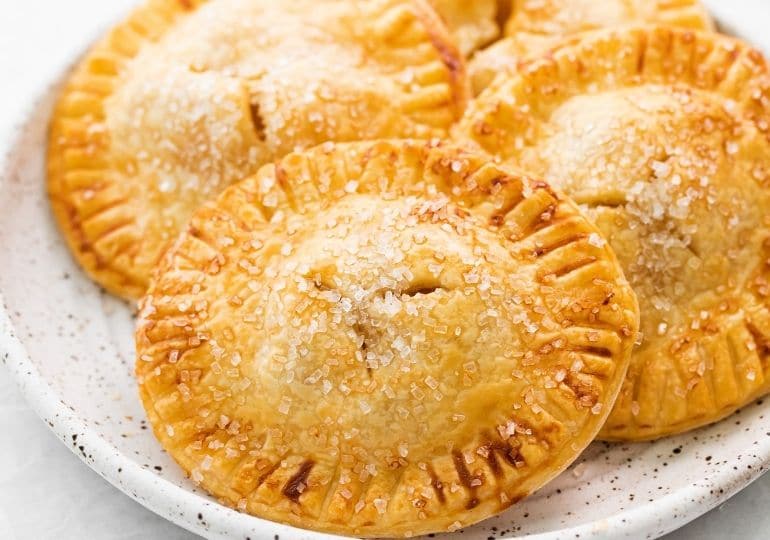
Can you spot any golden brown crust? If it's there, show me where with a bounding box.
[136,140,639,535]
[48,0,202,299]
[48,0,468,301]
[468,0,713,94]
[455,26,770,440]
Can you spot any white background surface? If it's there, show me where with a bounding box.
[3,1,770,539]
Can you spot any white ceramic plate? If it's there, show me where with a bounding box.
[2,2,770,539]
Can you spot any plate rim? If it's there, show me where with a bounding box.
[2,2,770,538]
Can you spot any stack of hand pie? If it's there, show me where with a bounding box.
[47,0,770,536]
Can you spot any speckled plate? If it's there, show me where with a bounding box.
[2,2,770,539]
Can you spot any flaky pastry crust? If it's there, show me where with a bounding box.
[136,140,638,536]
[48,0,467,300]
[469,0,713,94]
[456,27,770,440]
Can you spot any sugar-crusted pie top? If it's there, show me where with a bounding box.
[135,140,638,536]
[456,27,770,440]
[48,0,467,300]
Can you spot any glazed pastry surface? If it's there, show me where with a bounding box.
[136,140,639,535]
[456,27,770,440]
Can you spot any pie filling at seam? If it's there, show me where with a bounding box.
[455,26,770,440]
[48,0,467,300]
[429,0,500,56]
[136,140,639,536]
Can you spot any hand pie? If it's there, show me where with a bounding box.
[469,0,713,94]
[429,0,500,56]
[48,0,467,300]
[456,27,770,440]
[136,140,639,536]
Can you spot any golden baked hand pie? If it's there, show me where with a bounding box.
[48,0,467,301]
[456,26,770,441]
[429,0,500,56]
[136,140,639,536]
[469,0,712,93]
